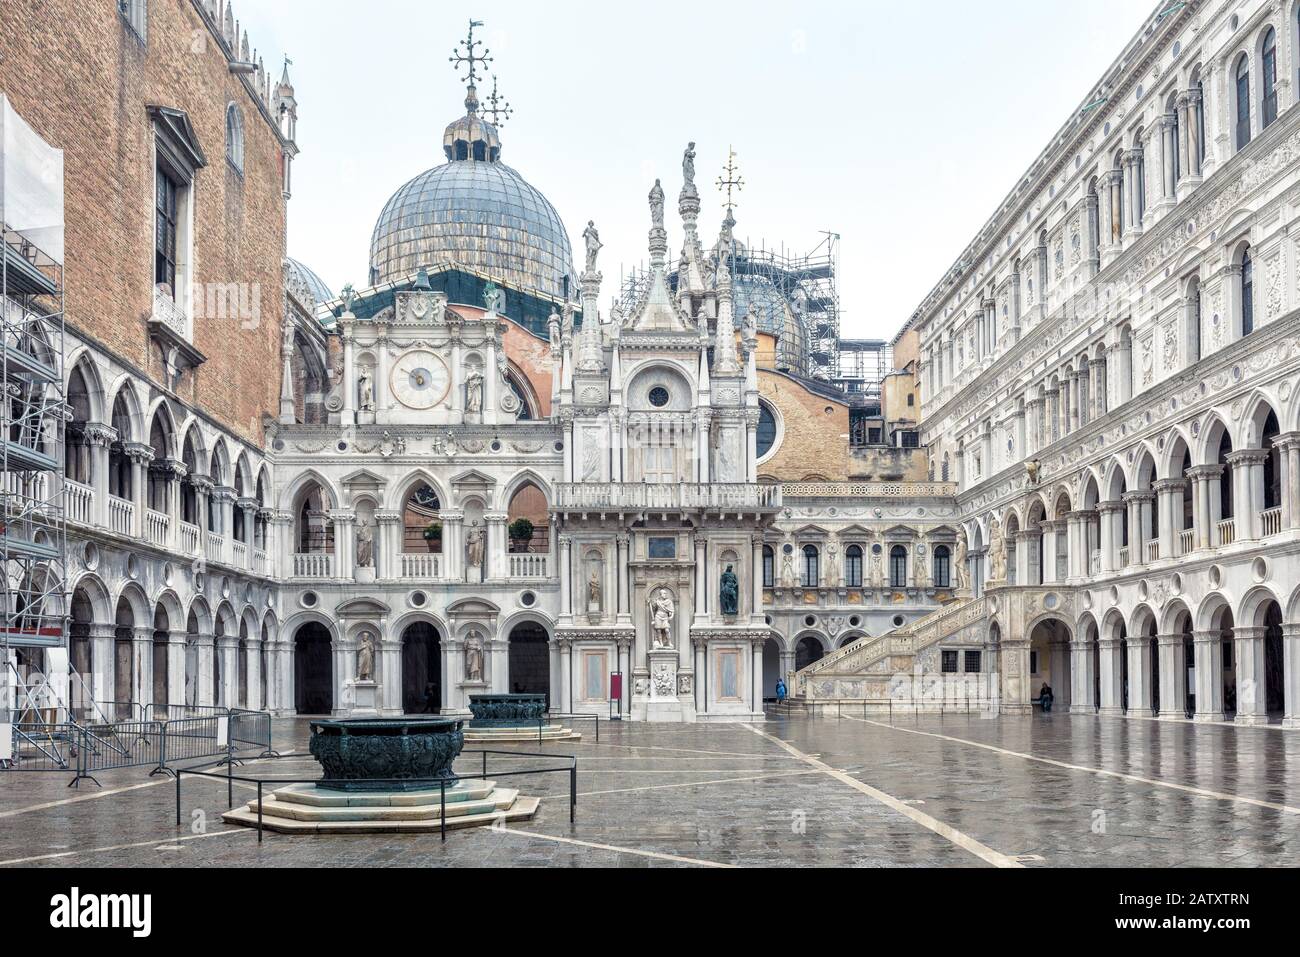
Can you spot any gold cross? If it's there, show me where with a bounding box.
[717,146,744,212]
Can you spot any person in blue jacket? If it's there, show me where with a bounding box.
[775,678,787,703]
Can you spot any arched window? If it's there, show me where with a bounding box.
[1241,246,1254,336]
[1262,29,1278,129]
[801,545,819,588]
[762,545,774,588]
[889,546,908,589]
[225,104,244,174]
[933,545,951,589]
[1236,54,1252,151]
[756,401,777,459]
[845,545,863,588]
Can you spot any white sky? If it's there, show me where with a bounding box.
[237,0,1148,339]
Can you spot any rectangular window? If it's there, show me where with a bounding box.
[941,650,959,674]
[762,548,774,588]
[119,0,147,44]
[933,548,950,589]
[889,548,907,589]
[900,431,919,448]
[718,651,741,700]
[1030,650,1039,675]
[801,547,819,588]
[1236,70,1252,150]
[845,548,862,588]
[155,165,178,296]
[1242,255,1254,336]
[964,650,981,673]
[648,537,676,560]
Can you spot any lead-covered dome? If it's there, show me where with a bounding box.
[368,84,575,301]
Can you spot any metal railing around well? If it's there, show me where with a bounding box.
[174,748,579,843]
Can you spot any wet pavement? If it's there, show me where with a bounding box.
[1,711,1296,867]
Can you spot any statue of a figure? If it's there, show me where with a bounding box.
[483,282,504,315]
[355,520,374,568]
[649,179,665,231]
[1026,459,1041,486]
[465,369,484,414]
[781,553,795,588]
[719,564,739,616]
[954,532,970,591]
[650,588,675,649]
[355,632,376,682]
[915,546,928,586]
[548,310,561,349]
[465,523,484,568]
[341,283,356,314]
[464,631,484,683]
[358,369,374,412]
[988,517,1006,581]
[583,220,602,273]
[588,570,601,607]
[682,142,696,188]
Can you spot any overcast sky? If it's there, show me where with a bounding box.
[238,0,1147,339]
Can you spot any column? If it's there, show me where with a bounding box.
[441,511,463,582]
[1098,501,1121,573]
[693,533,707,622]
[340,323,355,426]
[166,630,187,718]
[485,512,507,580]
[1176,94,1191,189]
[1187,87,1203,179]
[195,633,215,708]
[751,536,764,620]
[484,328,499,426]
[1282,623,1300,729]
[559,535,573,619]
[751,636,764,715]
[246,638,263,710]
[1192,630,1225,722]
[88,622,115,719]
[1156,634,1187,719]
[557,639,573,714]
[1126,637,1153,717]
[217,636,238,709]
[1275,432,1300,529]
[1233,625,1268,725]
[1160,113,1176,201]
[1070,637,1097,714]
[616,534,630,621]
[1227,449,1268,541]
[1098,637,1124,716]
[1153,479,1179,561]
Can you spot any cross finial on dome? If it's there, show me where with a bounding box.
[484,74,513,127]
[449,18,492,111]
[717,146,744,213]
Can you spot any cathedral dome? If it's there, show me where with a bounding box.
[284,256,334,309]
[368,85,575,301]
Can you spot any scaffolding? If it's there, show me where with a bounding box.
[1,97,69,729]
[613,232,843,381]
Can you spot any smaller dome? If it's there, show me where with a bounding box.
[285,257,334,309]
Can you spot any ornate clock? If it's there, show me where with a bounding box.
[390,349,451,410]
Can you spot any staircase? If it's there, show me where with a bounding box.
[788,596,992,714]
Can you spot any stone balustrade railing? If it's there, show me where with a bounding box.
[508,553,549,578]
[554,482,781,511]
[64,480,93,525]
[781,481,958,499]
[108,495,133,535]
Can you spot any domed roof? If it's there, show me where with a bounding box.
[284,257,334,310]
[368,84,574,301]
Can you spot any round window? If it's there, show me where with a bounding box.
[520,590,537,608]
[648,386,670,407]
[756,402,777,459]
[409,591,427,608]
[301,591,318,608]
[892,615,905,627]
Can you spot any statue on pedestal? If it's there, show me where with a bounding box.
[588,571,602,608]
[649,179,665,231]
[955,532,970,592]
[719,564,739,616]
[356,632,376,682]
[583,220,602,273]
[358,369,375,412]
[465,369,484,414]
[650,589,675,649]
[464,631,484,683]
[465,523,485,568]
[988,517,1007,582]
[355,520,374,568]
[682,142,696,189]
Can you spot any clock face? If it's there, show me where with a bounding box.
[390,350,450,410]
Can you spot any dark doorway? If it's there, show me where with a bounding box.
[795,636,824,671]
[402,622,441,714]
[508,623,550,706]
[294,623,333,714]
[1265,602,1284,714]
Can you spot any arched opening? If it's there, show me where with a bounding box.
[296,482,335,554]
[113,596,135,709]
[762,637,782,700]
[795,635,824,671]
[401,622,442,714]
[237,619,249,709]
[1240,244,1255,337]
[1029,618,1070,712]
[108,392,134,502]
[1212,604,1237,716]
[402,482,442,553]
[68,588,95,718]
[65,364,94,487]
[1264,600,1284,716]
[184,608,201,709]
[1026,501,1046,585]
[294,622,333,714]
[1235,52,1252,151]
[762,545,775,588]
[506,481,549,554]
[147,409,173,514]
[508,623,550,703]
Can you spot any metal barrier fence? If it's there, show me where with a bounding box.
[548,713,601,742]
[1,708,274,787]
[175,748,578,844]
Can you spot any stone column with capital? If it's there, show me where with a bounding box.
[1275,432,1300,529]
[166,630,187,717]
[1069,637,1097,714]
[130,626,153,711]
[1282,623,1300,729]
[1125,636,1154,718]
[1097,637,1124,716]
[1192,630,1225,722]
[1226,449,1268,541]
[1155,633,1187,719]
[1233,625,1269,725]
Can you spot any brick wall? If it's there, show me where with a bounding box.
[0,0,286,444]
[758,370,850,481]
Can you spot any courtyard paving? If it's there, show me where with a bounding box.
[1,711,1297,868]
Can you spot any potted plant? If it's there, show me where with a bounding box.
[508,518,534,552]
[422,521,443,552]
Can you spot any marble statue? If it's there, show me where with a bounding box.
[650,588,675,649]
[1026,459,1041,486]
[341,283,356,314]
[358,369,374,412]
[682,142,696,188]
[483,281,504,314]
[465,523,484,568]
[649,179,665,231]
[719,564,739,616]
[915,546,927,586]
[356,632,376,682]
[781,553,795,588]
[583,220,602,273]
[988,517,1006,581]
[588,570,601,607]
[465,369,484,414]
[355,520,374,568]
[464,631,484,683]
[954,532,969,591]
